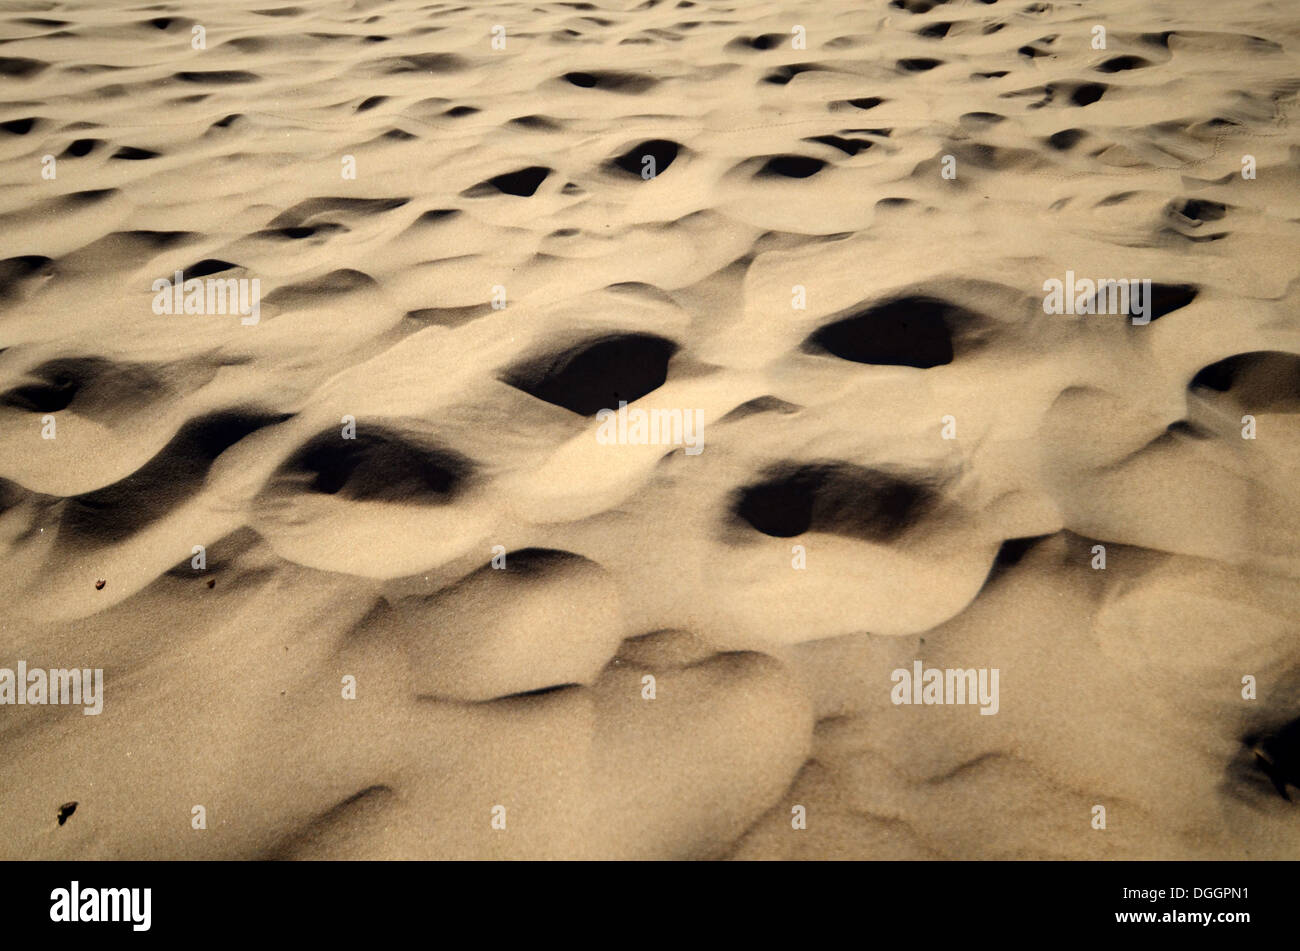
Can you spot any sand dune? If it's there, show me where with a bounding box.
[1,0,1298,859]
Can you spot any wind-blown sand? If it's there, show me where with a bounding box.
[1,0,1298,859]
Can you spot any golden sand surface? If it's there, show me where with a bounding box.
[0,0,1298,859]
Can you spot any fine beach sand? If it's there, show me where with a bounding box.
[1,0,1298,859]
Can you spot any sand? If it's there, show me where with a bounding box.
[0,0,1298,860]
